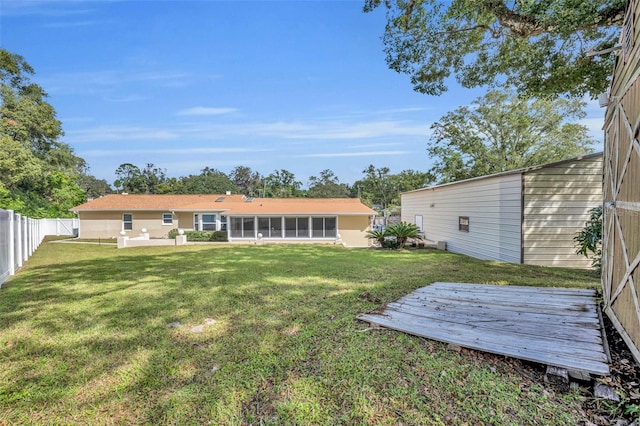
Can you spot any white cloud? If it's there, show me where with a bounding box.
[80,147,269,157]
[39,70,192,96]
[176,107,238,116]
[67,125,180,143]
[66,118,431,144]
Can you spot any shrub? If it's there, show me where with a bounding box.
[167,229,228,242]
[367,222,422,249]
[366,228,388,247]
[574,206,602,271]
[385,222,422,249]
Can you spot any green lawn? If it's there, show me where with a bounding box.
[0,243,598,425]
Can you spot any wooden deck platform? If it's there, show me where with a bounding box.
[358,282,610,376]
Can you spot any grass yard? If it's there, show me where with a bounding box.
[0,243,599,425]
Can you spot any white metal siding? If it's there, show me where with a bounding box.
[523,155,603,268]
[401,174,522,263]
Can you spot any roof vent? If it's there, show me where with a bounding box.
[226,191,231,195]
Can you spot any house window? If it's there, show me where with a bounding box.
[122,213,133,231]
[258,217,282,238]
[229,217,255,238]
[220,215,228,231]
[312,217,337,238]
[162,213,173,225]
[194,214,217,231]
[459,216,469,232]
[243,217,255,237]
[285,217,310,238]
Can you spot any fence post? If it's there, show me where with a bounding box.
[15,213,23,268]
[8,210,15,276]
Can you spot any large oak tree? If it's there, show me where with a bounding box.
[1,48,94,217]
[427,90,594,183]
[364,0,625,98]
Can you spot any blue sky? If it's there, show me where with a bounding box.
[1,0,605,188]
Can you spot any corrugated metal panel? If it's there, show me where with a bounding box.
[522,155,603,268]
[401,174,522,263]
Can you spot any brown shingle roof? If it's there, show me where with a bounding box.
[72,194,376,215]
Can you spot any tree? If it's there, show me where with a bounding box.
[140,163,167,194]
[427,90,594,183]
[354,165,397,210]
[114,163,142,193]
[1,48,88,217]
[77,173,112,199]
[307,169,350,198]
[364,0,624,99]
[173,167,237,194]
[230,166,263,197]
[264,169,302,198]
[389,170,434,193]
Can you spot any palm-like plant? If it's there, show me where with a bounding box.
[366,228,388,247]
[385,222,422,249]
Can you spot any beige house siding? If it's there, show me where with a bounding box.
[78,210,177,239]
[401,174,522,263]
[523,155,603,267]
[79,211,371,247]
[337,215,372,248]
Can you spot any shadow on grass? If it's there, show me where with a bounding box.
[0,243,599,424]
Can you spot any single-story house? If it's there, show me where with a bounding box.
[71,194,377,247]
[401,153,603,268]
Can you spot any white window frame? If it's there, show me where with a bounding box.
[194,213,217,231]
[122,213,133,231]
[162,213,173,226]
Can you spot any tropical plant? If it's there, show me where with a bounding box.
[366,228,388,247]
[574,206,603,271]
[386,222,422,249]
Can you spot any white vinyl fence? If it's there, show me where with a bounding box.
[0,210,77,287]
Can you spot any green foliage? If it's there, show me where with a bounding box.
[367,222,422,249]
[365,228,388,246]
[114,162,168,194]
[0,48,98,217]
[172,167,237,194]
[574,206,603,270]
[354,166,433,211]
[364,0,624,99]
[264,169,302,198]
[386,222,422,249]
[167,229,228,242]
[307,169,350,198]
[428,90,594,183]
[230,165,263,197]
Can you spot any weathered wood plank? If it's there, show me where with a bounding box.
[359,282,610,376]
[358,313,609,375]
[368,309,608,361]
[385,301,603,343]
[397,295,600,319]
[406,291,600,316]
[424,282,598,297]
